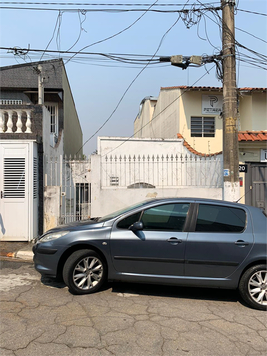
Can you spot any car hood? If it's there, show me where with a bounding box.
[45,219,105,234]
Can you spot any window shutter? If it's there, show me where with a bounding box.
[33,157,38,199]
[4,158,25,198]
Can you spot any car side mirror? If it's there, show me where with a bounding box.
[129,221,143,232]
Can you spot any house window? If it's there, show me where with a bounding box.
[45,103,58,147]
[191,116,215,137]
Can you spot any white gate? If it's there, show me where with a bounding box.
[0,141,38,241]
[44,155,91,226]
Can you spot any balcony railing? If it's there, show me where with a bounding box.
[0,109,32,133]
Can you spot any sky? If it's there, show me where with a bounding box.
[0,0,266,155]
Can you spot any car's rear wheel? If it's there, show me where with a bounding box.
[239,264,267,310]
[63,249,107,294]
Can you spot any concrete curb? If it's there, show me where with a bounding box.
[15,250,34,261]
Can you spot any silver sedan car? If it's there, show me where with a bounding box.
[33,198,267,310]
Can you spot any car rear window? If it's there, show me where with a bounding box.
[196,204,246,232]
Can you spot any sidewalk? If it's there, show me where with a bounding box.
[0,241,34,262]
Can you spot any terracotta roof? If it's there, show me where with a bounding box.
[239,88,266,92]
[176,132,267,156]
[177,133,222,157]
[161,86,222,91]
[161,86,266,92]
[238,131,267,142]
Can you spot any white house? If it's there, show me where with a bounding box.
[0,59,83,241]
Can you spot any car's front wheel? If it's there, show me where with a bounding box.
[63,249,107,294]
[239,264,267,310]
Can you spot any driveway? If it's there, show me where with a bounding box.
[0,261,266,356]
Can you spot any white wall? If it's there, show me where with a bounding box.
[91,155,222,217]
[90,137,223,217]
[98,136,186,156]
[42,106,64,158]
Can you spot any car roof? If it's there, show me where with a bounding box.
[143,197,253,209]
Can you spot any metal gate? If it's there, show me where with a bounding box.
[44,155,91,225]
[245,162,267,212]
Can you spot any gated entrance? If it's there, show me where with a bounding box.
[245,162,267,212]
[44,156,91,229]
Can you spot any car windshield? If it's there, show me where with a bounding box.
[98,200,153,222]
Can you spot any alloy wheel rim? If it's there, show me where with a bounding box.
[248,270,267,306]
[73,257,103,290]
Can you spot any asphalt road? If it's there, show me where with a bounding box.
[0,260,266,356]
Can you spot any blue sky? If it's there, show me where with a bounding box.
[0,0,266,155]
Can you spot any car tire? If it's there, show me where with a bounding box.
[239,264,267,311]
[63,249,107,295]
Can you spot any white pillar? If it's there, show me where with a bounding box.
[25,110,32,133]
[6,110,13,133]
[0,110,4,133]
[16,110,23,133]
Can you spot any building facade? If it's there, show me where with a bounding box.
[134,86,267,208]
[0,59,83,241]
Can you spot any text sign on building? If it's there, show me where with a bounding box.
[239,164,248,173]
[202,95,223,115]
[261,149,267,162]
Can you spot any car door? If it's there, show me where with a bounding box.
[185,203,254,278]
[110,203,190,277]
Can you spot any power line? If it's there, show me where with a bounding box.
[1,46,166,67]
[237,8,267,17]
[0,1,222,12]
[1,1,265,156]
[0,2,221,6]
[0,6,221,12]
[198,7,267,73]
[75,5,188,154]
[64,0,160,65]
[101,64,217,158]
[76,0,216,155]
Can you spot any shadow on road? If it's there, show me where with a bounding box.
[110,281,240,304]
[39,276,243,306]
[41,276,66,289]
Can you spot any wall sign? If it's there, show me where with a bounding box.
[239,164,248,173]
[261,149,267,162]
[202,95,223,115]
[224,169,230,177]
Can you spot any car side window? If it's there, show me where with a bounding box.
[196,204,246,232]
[117,212,142,229]
[141,203,190,231]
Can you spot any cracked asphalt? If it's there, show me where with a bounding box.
[0,260,266,356]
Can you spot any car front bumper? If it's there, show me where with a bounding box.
[33,243,61,278]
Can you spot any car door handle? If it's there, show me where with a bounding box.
[167,237,182,245]
[235,240,249,246]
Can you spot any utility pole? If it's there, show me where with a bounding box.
[37,64,44,105]
[221,0,240,202]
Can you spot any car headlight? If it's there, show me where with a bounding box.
[38,231,70,243]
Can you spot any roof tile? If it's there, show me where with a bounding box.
[161,86,266,92]
[238,131,267,142]
[177,131,267,156]
[177,133,222,156]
